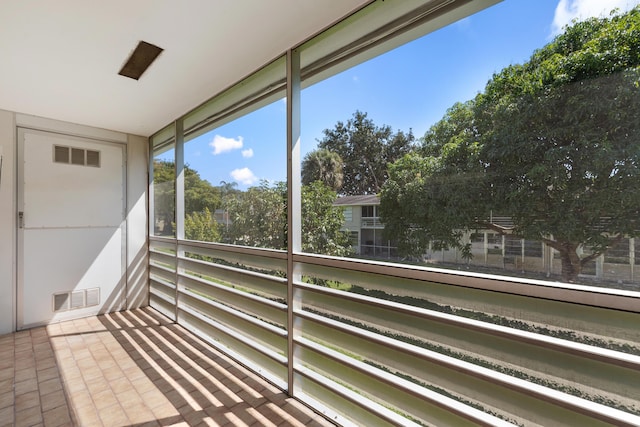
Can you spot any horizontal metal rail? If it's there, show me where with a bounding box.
[293,253,640,313]
[147,238,640,426]
[295,307,640,426]
[295,281,640,371]
[295,335,513,427]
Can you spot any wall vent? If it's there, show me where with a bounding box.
[53,145,101,167]
[54,145,70,163]
[52,288,101,312]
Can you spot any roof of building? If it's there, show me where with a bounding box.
[334,195,380,206]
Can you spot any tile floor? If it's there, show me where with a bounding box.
[0,308,336,427]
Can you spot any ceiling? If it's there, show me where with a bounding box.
[0,1,370,137]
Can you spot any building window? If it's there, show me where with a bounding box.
[343,207,353,222]
[361,206,375,218]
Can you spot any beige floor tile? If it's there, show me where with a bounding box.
[42,405,72,427]
[92,389,119,411]
[14,378,38,395]
[36,357,57,371]
[38,377,63,396]
[64,387,93,411]
[102,365,125,383]
[63,376,86,395]
[0,358,13,372]
[36,366,59,383]
[0,391,13,410]
[40,389,67,412]
[151,401,181,419]
[72,402,103,427]
[82,366,106,385]
[0,370,13,384]
[109,376,134,395]
[123,402,156,424]
[14,367,37,383]
[131,376,157,395]
[0,379,12,396]
[14,390,40,412]
[14,356,36,371]
[0,405,14,426]
[97,404,129,426]
[2,308,335,427]
[85,376,110,395]
[117,389,144,410]
[140,389,172,410]
[15,405,43,427]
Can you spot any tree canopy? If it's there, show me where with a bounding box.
[301,181,352,256]
[380,7,640,282]
[301,148,344,192]
[153,160,221,217]
[223,181,287,249]
[221,180,351,256]
[318,111,415,195]
[154,160,222,238]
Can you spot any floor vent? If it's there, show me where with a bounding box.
[53,288,100,312]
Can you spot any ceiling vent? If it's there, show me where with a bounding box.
[118,41,163,80]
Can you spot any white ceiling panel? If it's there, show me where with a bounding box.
[0,0,370,136]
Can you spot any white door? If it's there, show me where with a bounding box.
[17,129,126,329]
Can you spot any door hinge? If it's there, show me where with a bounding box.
[18,211,24,229]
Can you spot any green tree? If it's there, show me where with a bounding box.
[153,160,221,216]
[380,8,640,282]
[301,149,344,192]
[152,160,176,235]
[184,208,220,242]
[223,181,287,249]
[154,160,221,239]
[318,111,415,195]
[185,168,221,216]
[302,181,353,256]
[221,180,352,256]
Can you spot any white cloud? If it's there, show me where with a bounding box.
[241,148,254,158]
[230,167,257,185]
[210,134,243,155]
[551,0,639,35]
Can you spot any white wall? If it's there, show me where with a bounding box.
[0,110,149,334]
[126,134,149,309]
[0,110,16,334]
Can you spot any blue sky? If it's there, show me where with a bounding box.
[172,0,640,190]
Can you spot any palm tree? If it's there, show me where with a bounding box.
[301,149,344,192]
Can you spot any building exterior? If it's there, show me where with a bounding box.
[334,195,398,258]
[336,196,640,284]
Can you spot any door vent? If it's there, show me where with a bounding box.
[54,145,70,163]
[86,288,100,306]
[53,145,101,168]
[53,293,69,312]
[71,148,85,165]
[52,288,101,312]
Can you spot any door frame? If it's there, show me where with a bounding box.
[16,127,128,330]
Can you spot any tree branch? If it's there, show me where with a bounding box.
[579,234,624,267]
[475,221,513,235]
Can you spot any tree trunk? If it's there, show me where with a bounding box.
[557,243,582,282]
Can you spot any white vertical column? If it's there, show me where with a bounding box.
[175,119,185,322]
[148,139,155,239]
[483,231,488,264]
[630,238,635,282]
[286,48,302,395]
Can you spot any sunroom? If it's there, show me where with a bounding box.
[1,0,639,426]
